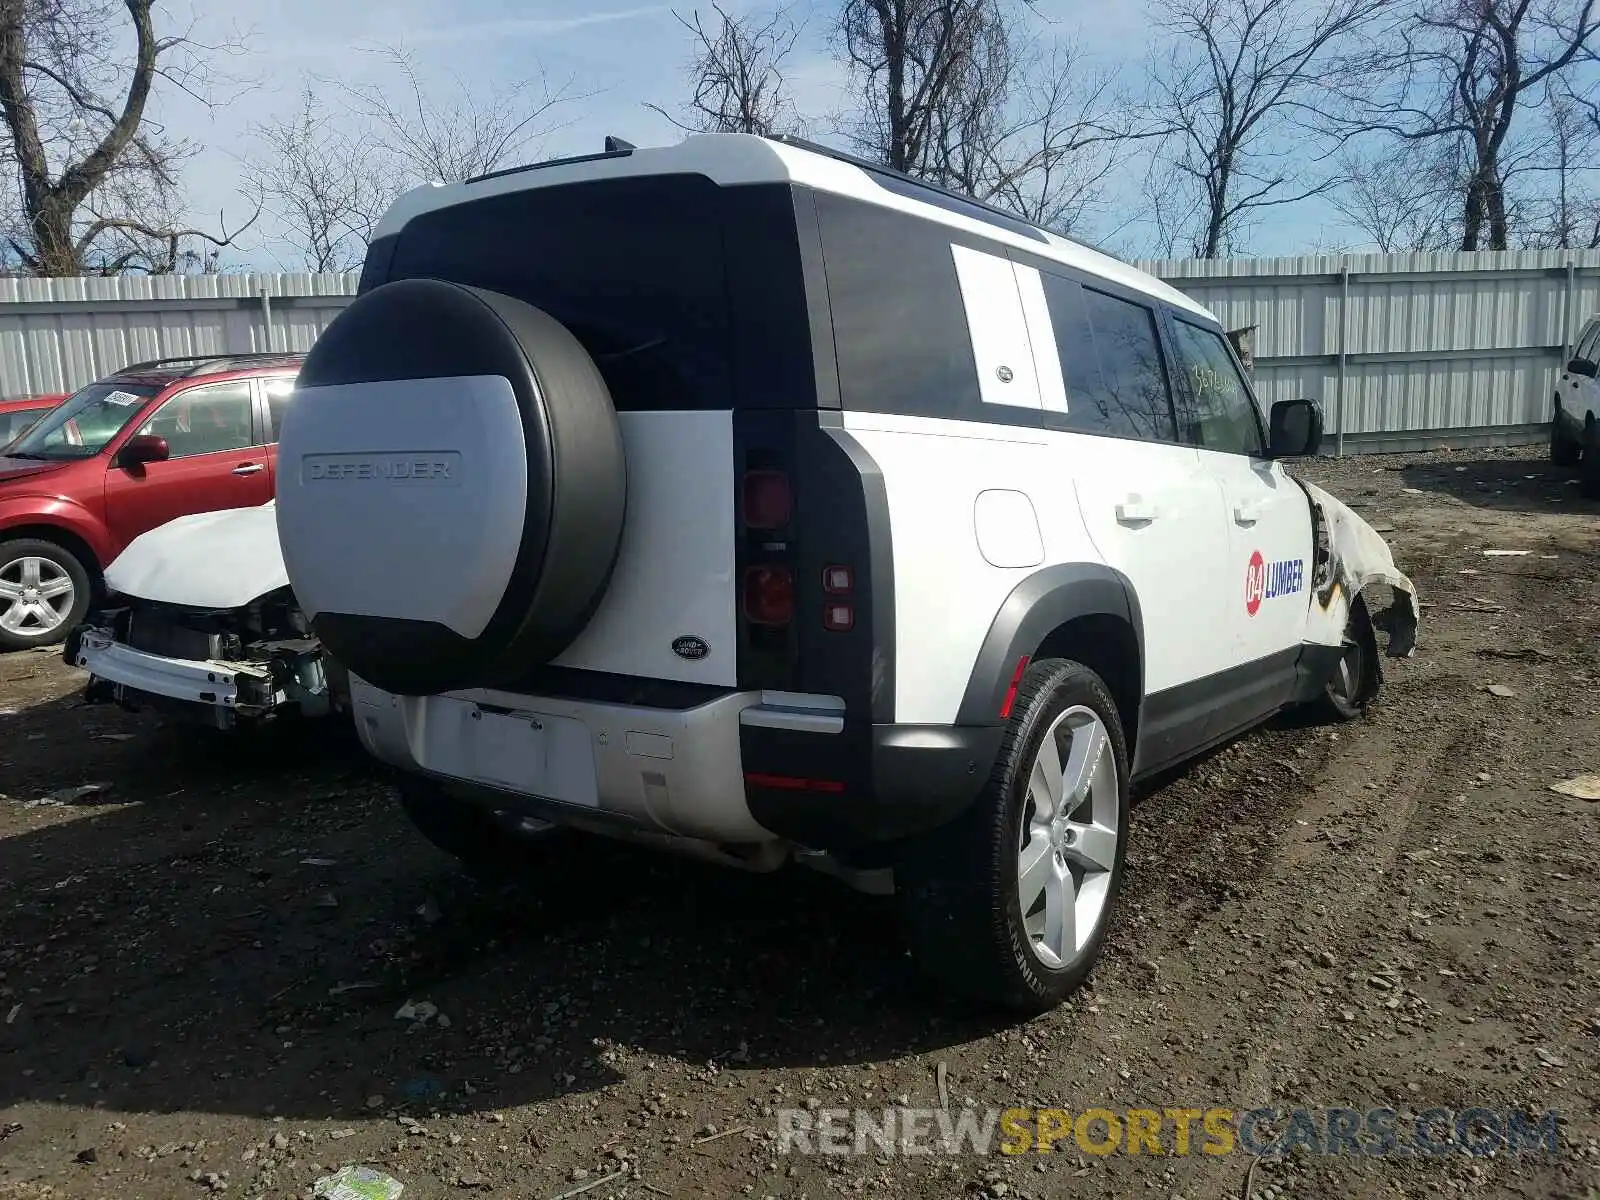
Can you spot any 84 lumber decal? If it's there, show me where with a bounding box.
[1245,550,1305,616]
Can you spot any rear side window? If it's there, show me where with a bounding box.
[815,192,980,420]
[1040,276,1176,441]
[264,377,296,439]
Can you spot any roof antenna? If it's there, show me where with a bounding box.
[605,136,636,153]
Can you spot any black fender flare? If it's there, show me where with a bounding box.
[954,563,1145,726]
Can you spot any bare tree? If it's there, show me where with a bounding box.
[930,38,1141,232]
[1328,143,1464,250]
[0,0,256,275]
[1146,0,1384,259]
[836,0,1139,234]
[242,86,396,273]
[647,3,803,135]
[838,0,1000,176]
[338,46,583,185]
[1520,81,1600,249]
[1337,0,1600,251]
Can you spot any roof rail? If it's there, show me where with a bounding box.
[466,141,636,186]
[764,134,1053,245]
[115,351,304,377]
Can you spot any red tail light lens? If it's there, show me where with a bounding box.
[743,565,794,626]
[741,470,793,529]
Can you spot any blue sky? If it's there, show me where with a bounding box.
[161,0,1353,268]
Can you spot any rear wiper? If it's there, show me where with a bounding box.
[596,336,668,363]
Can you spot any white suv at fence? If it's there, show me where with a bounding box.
[273,133,1420,1011]
[1553,312,1600,497]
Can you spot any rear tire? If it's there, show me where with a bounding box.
[1313,597,1381,722]
[1582,417,1600,500]
[0,537,92,651]
[894,658,1130,1012]
[1550,407,1581,467]
[397,774,566,884]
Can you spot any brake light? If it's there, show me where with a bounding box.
[745,772,845,794]
[741,469,792,529]
[743,565,794,626]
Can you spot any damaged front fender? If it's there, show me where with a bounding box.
[1296,480,1419,659]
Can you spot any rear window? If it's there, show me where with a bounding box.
[373,175,814,412]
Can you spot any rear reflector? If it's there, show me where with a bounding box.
[998,655,1031,720]
[745,772,845,794]
[742,565,794,626]
[741,469,793,529]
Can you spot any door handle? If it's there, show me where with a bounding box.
[231,463,265,476]
[1115,496,1159,525]
[1233,501,1262,525]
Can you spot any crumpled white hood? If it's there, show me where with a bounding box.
[105,501,289,609]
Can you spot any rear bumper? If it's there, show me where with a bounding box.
[350,677,999,849]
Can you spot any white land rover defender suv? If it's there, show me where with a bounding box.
[275,134,1420,1011]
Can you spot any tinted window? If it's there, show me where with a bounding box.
[0,407,49,446]
[264,376,296,439]
[379,176,812,412]
[386,176,731,411]
[1578,321,1600,363]
[7,381,161,459]
[140,381,256,458]
[1040,276,1175,440]
[815,192,980,420]
[1169,320,1264,456]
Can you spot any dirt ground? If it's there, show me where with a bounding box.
[1,444,1597,1200]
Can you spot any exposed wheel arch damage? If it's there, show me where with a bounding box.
[1293,478,1420,660]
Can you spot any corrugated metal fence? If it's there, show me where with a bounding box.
[0,273,358,398]
[1136,249,1600,453]
[3,250,1598,454]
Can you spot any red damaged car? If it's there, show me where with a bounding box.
[0,353,303,650]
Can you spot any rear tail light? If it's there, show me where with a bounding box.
[741,469,792,530]
[743,565,794,626]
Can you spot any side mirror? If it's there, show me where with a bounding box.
[117,433,169,468]
[1566,357,1598,379]
[1268,398,1323,458]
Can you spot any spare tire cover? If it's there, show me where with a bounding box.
[276,278,626,696]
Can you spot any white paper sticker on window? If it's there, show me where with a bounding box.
[102,390,141,406]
